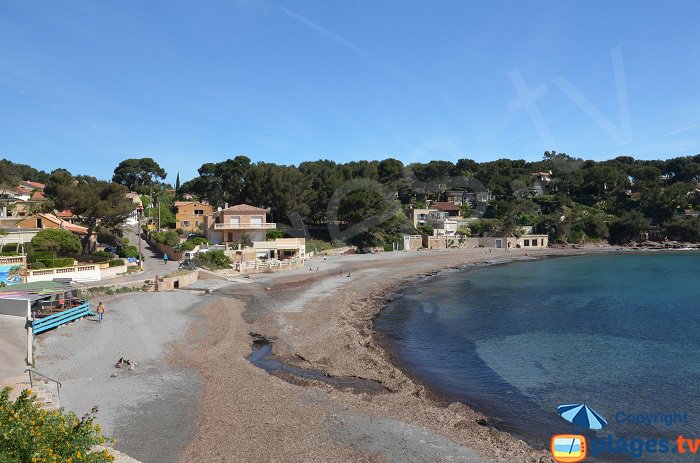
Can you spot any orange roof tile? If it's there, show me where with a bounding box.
[432,202,461,212]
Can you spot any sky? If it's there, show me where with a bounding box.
[2,0,700,183]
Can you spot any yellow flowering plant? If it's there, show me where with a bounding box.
[0,387,114,462]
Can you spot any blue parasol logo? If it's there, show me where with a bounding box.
[557,403,608,430]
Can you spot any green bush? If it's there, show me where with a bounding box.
[194,250,231,270]
[188,236,209,246]
[29,261,46,270]
[38,257,75,268]
[0,387,114,462]
[1,243,19,253]
[178,241,196,251]
[108,259,125,267]
[31,229,82,255]
[266,229,284,240]
[118,246,139,259]
[152,230,179,247]
[92,250,113,258]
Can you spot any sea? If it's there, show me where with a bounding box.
[374,252,700,462]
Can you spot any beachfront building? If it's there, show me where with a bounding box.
[175,201,213,232]
[203,204,275,245]
[480,234,549,249]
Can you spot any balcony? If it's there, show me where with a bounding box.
[213,222,277,230]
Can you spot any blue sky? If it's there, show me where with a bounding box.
[2,0,700,183]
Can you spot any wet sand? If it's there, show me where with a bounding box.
[178,246,616,462]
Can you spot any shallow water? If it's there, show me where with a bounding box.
[249,339,388,394]
[375,252,700,462]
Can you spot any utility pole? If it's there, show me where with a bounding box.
[137,209,143,270]
[157,198,161,231]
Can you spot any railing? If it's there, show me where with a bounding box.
[240,258,304,270]
[25,369,62,390]
[213,223,277,230]
[32,302,93,335]
[26,264,100,282]
[25,369,61,407]
[0,256,26,266]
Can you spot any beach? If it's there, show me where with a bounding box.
[34,246,616,462]
[178,246,617,463]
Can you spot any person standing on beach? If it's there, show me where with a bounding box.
[96,302,105,322]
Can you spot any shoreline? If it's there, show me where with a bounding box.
[179,245,621,462]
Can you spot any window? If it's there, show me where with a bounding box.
[524,239,530,246]
[229,216,240,225]
[182,220,190,227]
[194,209,204,215]
[195,221,201,226]
[251,215,263,225]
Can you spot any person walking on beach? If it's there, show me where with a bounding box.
[96,302,105,322]
[163,253,169,265]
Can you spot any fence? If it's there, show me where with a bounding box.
[26,264,100,283]
[238,258,305,274]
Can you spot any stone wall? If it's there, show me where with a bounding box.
[154,270,199,291]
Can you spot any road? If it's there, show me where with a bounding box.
[85,226,180,287]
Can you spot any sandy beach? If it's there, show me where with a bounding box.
[34,246,617,462]
[176,246,615,463]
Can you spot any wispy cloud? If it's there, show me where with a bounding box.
[667,124,700,136]
[276,5,368,59]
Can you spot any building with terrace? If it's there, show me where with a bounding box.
[203,204,276,244]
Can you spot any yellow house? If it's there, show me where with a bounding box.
[175,201,213,232]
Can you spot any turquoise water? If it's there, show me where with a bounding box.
[374,253,700,462]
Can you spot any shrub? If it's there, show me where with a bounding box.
[118,245,139,259]
[108,259,125,267]
[418,224,434,236]
[152,230,179,247]
[31,229,82,255]
[1,243,19,253]
[178,241,196,251]
[0,387,114,462]
[194,250,231,270]
[29,261,46,270]
[266,229,284,240]
[188,236,209,246]
[92,250,113,258]
[38,257,75,268]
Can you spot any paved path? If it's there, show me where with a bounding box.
[85,227,179,287]
[0,314,27,380]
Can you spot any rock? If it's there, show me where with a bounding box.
[110,373,118,378]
